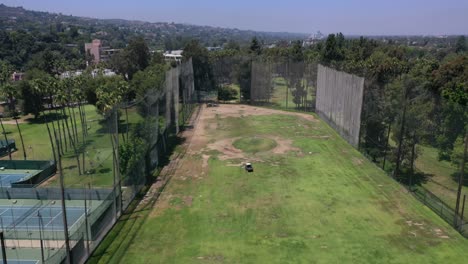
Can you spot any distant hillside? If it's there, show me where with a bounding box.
[0,4,308,49]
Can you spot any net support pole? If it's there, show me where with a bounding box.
[0,231,6,264]
[455,132,468,227]
[38,213,45,263]
[461,195,467,229]
[83,186,90,255]
[114,109,122,215]
[56,136,72,264]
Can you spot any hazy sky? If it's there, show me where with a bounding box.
[1,0,467,35]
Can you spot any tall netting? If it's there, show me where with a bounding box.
[250,60,318,111]
[0,59,196,263]
[316,64,365,147]
[359,76,468,236]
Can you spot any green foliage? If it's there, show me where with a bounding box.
[95,75,128,114]
[321,33,344,66]
[110,37,151,80]
[217,85,238,101]
[455,36,466,53]
[432,55,467,106]
[250,37,262,55]
[451,136,467,168]
[119,132,147,186]
[237,60,252,100]
[183,40,216,91]
[131,64,167,97]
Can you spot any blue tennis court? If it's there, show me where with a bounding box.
[0,205,87,231]
[0,173,33,188]
[0,260,39,264]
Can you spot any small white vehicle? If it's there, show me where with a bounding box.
[245,163,254,172]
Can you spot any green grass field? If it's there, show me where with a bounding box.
[415,145,467,208]
[1,104,145,188]
[91,105,468,264]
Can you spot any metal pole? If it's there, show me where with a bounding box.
[38,212,45,263]
[455,132,468,227]
[461,195,467,230]
[114,109,122,214]
[83,186,90,255]
[55,136,71,264]
[0,231,7,264]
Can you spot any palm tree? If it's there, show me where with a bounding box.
[30,78,57,163]
[57,79,82,176]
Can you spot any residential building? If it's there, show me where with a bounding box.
[84,39,121,65]
[163,50,183,63]
[11,72,24,81]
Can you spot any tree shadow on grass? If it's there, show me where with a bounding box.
[25,112,67,124]
[451,171,468,186]
[95,119,130,135]
[396,170,432,187]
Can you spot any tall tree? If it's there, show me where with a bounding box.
[455,35,466,53]
[250,37,262,55]
[183,40,216,91]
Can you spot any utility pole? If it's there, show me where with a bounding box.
[0,231,7,264]
[454,132,468,227]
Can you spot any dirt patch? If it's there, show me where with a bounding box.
[352,157,364,166]
[205,104,317,123]
[207,137,246,161]
[184,196,193,207]
[202,154,210,170]
[271,136,300,154]
[206,135,300,161]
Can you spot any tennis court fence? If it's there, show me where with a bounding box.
[0,58,197,263]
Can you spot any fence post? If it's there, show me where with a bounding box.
[441,202,444,219]
[0,231,6,264]
[460,195,466,230]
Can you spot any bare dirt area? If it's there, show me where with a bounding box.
[204,104,317,122]
[206,135,300,162]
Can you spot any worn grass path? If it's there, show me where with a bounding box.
[100,105,468,264]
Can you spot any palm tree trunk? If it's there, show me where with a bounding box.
[50,109,62,155]
[15,118,27,160]
[68,106,79,144]
[382,123,392,169]
[125,106,129,143]
[63,109,82,176]
[62,108,71,149]
[56,108,67,153]
[44,113,57,163]
[71,105,80,143]
[78,104,85,141]
[409,134,416,190]
[0,119,12,160]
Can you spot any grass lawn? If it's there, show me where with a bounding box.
[93,105,468,264]
[415,145,467,208]
[270,77,315,110]
[1,104,145,188]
